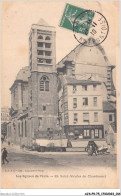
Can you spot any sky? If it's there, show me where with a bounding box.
[1,1,119,107]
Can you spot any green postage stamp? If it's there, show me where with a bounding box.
[59,3,95,36]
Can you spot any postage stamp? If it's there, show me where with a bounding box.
[59,3,95,35]
[60,4,109,47]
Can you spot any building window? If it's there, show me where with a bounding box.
[30,90,32,101]
[43,105,46,111]
[93,97,97,106]
[95,129,99,137]
[45,36,51,40]
[38,35,43,39]
[93,85,97,91]
[109,114,112,121]
[21,121,23,137]
[13,90,15,100]
[83,113,89,122]
[64,102,68,110]
[72,68,75,76]
[25,120,27,137]
[65,113,68,119]
[45,51,51,56]
[94,112,98,122]
[37,58,44,63]
[37,42,43,47]
[40,76,49,91]
[73,98,77,108]
[46,59,52,64]
[74,113,78,124]
[84,130,90,137]
[18,122,20,136]
[83,98,88,106]
[99,129,102,138]
[91,130,95,138]
[37,50,44,55]
[73,85,76,93]
[39,117,42,127]
[82,85,87,91]
[99,129,103,138]
[45,43,51,48]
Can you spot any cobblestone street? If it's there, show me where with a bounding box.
[1,144,117,170]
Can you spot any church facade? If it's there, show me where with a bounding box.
[7,19,58,147]
[7,19,116,147]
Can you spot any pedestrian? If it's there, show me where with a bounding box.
[2,148,9,165]
[88,145,93,156]
[91,144,97,156]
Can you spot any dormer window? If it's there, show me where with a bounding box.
[82,85,87,91]
[93,84,97,91]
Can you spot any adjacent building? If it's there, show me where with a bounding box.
[1,107,10,138]
[58,70,104,140]
[103,101,116,134]
[1,107,10,123]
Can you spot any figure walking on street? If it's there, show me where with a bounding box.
[2,148,9,165]
[91,144,97,156]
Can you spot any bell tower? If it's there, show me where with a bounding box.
[29,18,56,73]
[28,19,58,140]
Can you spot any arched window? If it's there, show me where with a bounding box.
[38,35,43,39]
[40,76,49,91]
[45,36,51,40]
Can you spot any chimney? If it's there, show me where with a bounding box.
[63,60,75,76]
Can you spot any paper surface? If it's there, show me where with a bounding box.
[1,1,120,189]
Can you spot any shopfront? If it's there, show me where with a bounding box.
[64,125,104,139]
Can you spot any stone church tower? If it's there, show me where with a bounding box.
[28,19,58,140]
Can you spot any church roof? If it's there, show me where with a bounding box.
[57,38,113,68]
[65,77,101,85]
[16,66,30,82]
[10,66,30,91]
[37,18,49,26]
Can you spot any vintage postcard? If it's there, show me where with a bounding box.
[1,1,120,189]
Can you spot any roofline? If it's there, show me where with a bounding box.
[56,40,114,67]
[66,81,101,85]
[29,24,56,36]
[56,43,80,65]
[10,80,28,91]
[32,24,55,28]
[103,109,116,112]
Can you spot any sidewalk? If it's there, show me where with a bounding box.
[1,142,116,155]
[2,142,87,155]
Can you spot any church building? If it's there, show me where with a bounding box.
[7,19,116,147]
[7,19,58,147]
